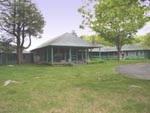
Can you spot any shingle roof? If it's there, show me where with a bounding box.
[92,43,150,52]
[34,33,100,49]
[122,43,150,51]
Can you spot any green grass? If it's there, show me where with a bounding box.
[0,60,150,113]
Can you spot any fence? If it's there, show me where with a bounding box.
[0,53,33,65]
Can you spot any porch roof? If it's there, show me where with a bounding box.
[33,33,101,50]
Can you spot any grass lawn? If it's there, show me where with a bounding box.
[0,60,150,113]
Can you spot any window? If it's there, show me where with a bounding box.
[140,51,143,55]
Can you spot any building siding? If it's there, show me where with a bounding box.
[0,53,33,65]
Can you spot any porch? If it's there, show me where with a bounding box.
[33,46,90,64]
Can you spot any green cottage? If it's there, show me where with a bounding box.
[91,43,150,60]
[31,33,100,64]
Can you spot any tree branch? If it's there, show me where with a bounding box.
[0,22,17,37]
[23,33,31,49]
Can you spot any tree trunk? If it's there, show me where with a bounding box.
[17,46,23,64]
[117,48,121,61]
[116,37,122,61]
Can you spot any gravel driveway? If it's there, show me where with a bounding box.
[116,63,150,80]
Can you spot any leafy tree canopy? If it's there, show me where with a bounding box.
[141,33,150,47]
[78,0,149,60]
[0,35,16,53]
[82,35,114,46]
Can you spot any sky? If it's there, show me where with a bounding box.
[28,0,150,50]
[28,0,92,50]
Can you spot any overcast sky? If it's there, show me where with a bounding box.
[28,0,150,50]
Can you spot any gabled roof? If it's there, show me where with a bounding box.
[92,43,150,52]
[33,33,100,50]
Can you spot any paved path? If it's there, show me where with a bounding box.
[116,63,150,80]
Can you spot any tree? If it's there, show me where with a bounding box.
[0,35,16,53]
[132,35,144,44]
[78,0,148,60]
[0,0,8,9]
[0,0,8,4]
[0,0,45,64]
[82,35,113,46]
[142,33,150,47]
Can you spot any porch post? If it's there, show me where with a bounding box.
[90,49,92,58]
[46,47,49,62]
[76,49,78,62]
[64,48,67,61]
[81,50,84,61]
[0,53,2,64]
[99,47,101,59]
[85,48,88,63]
[51,47,53,64]
[69,48,72,63]
[87,48,89,61]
